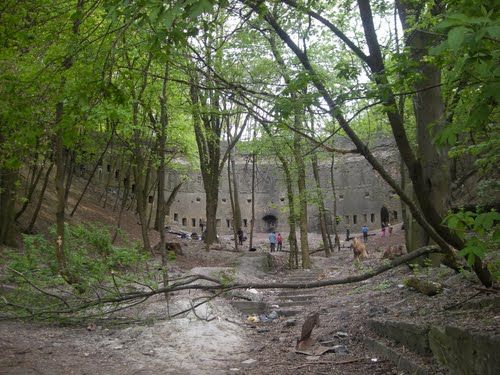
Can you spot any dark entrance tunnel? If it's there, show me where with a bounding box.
[262,214,277,232]
[380,206,389,225]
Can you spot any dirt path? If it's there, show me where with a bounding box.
[1,226,497,374]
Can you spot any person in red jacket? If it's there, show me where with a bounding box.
[276,233,283,251]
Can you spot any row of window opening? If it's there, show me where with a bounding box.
[173,214,250,228]
[343,210,397,225]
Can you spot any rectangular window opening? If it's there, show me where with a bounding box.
[370,213,375,223]
[182,218,187,226]
[353,215,357,224]
[174,213,178,222]
[192,218,196,227]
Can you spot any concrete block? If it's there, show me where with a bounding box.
[367,319,431,355]
[429,325,500,375]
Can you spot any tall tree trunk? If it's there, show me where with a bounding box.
[282,159,299,268]
[133,165,151,252]
[50,0,84,285]
[15,158,46,220]
[54,104,70,279]
[165,181,183,216]
[394,1,491,285]
[231,154,243,234]
[330,154,341,251]
[143,151,154,219]
[156,56,170,297]
[100,142,115,207]
[26,163,54,233]
[204,183,219,247]
[112,164,131,244]
[147,184,156,229]
[266,32,309,267]
[24,149,40,195]
[0,167,19,246]
[64,150,75,205]
[70,127,114,217]
[293,130,310,268]
[256,3,472,278]
[227,150,238,250]
[128,51,153,253]
[189,77,223,247]
[311,154,332,257]
[228,149,243,250]
[249,142,256,251]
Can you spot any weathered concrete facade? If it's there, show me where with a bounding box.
[165,137,401,235]
[97,136,402,235]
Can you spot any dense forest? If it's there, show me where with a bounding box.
[0,0,498,320]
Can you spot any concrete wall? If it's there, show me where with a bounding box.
[96,136,402,235]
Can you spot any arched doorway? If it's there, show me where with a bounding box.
[380,206,389,225]
[262,214,277,232]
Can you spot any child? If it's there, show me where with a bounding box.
[276,233,283,251]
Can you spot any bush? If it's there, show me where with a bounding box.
[2,225,151,316]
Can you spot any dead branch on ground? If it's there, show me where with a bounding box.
[1,246,441,320]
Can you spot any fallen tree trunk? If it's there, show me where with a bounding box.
[2,245,442,319]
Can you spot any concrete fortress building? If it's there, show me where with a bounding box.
[95,136,401,236]
[164,136,402,235]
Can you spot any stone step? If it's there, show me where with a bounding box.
[275,308,302,317]
[278,289,317,297]
[231,301,268,315]
[270,300,310,308]
[365,337,431,375]
[276,294,317,302]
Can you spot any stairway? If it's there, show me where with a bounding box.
[269,269,321,317]
[231,269,321,318]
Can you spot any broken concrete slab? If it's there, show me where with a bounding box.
[429,325,500,375]
[365,337,430,375]
[367,319,431,355]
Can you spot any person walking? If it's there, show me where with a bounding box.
[276,233,283,251]
[388,223,393,235]
[381,222,386,237]
[361,225,369,243]
[269,231,277,252]
[237,228,244,245]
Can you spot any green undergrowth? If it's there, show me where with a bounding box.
[1,223,158,322]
